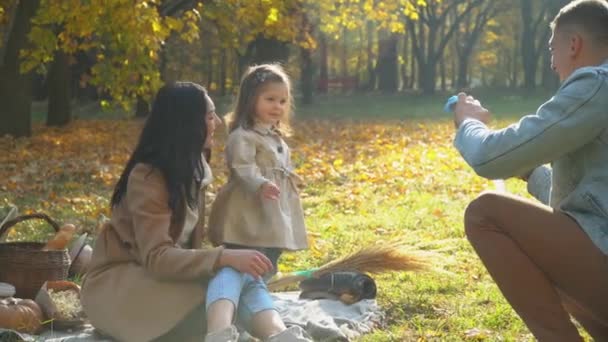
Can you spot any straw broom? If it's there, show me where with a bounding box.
[267,241,428,291]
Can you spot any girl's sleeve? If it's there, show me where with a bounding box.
[127,164,224,280]
[454,68,608,180]
[227,130,270,193]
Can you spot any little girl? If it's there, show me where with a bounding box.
[204,64,310,342]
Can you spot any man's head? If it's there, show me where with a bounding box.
[549,0,608,81]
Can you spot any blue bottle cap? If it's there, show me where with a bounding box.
[443,95,459,113]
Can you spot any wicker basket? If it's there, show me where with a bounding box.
[0,213,70,299]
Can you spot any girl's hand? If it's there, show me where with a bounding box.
[260,181,280,200]
[217,249,273,279]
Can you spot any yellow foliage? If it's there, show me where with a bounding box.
[20,0,201,109]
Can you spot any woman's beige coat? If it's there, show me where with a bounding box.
[208,125,308,250]
[81,163,224,342]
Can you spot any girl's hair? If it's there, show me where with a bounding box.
[226,64,293,136]
[111,82,210,212]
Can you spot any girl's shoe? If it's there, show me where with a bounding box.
[265,326,313,342]
[205,325,240,342]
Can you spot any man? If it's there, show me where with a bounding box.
[453,0,608,340]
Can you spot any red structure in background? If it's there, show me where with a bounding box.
[317,76,359,92]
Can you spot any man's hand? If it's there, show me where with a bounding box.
[217,249,274,279]
[260,181,280,200]
[454,92,491,128]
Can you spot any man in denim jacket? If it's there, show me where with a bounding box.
[453,0,608,341]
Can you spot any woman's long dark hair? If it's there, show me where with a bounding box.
[111,82,209,212]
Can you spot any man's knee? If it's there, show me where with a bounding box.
[464,191,503,238]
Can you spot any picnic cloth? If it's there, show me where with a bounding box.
[0,292,383,341]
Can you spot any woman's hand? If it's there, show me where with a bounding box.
[260,181,280,200]
[454,92,491,128]
[217,249,274,279]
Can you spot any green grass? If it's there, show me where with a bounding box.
[296,89,552,120]
[29,88,552,123]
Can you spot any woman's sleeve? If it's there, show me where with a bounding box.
[227,131,270,192]
[127,164,223,280]
[454,68,608,179]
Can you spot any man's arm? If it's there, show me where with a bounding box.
[454,68,607,180]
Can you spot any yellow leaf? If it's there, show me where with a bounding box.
[151,21,162,33]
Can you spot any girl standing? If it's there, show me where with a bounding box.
[204,64,310,341]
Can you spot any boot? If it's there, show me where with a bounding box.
[205,325,240,342]
[265,326,313,342]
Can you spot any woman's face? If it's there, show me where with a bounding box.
[204,94,221,148]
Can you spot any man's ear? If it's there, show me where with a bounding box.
[569,33,583,57]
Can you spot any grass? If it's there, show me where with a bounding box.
[30,88,553,123]
[296,89,552,121]
[1,91,589,341]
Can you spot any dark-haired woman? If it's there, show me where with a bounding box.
[81,82,287,342]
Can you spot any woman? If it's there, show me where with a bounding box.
[81,82,296,342]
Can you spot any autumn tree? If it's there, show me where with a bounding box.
[519,0,567,90]
[0,0,40,137]
[312,0,421,93]
[0,0,199,137]
[406,0,487,94]
[453,0,502,89]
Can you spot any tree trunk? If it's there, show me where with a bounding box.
[420,59,437,94]
[511,30,519,88]
[220,49,227,96]
[356,28,363,90]
[300,47,313,105]
[0,0,40,137]
[451,48,457,90]
[400,34,409,90]
[135,96,149,118]
[47,50,72,126]
[522,0,556,91]
[376,32,398,93]
[318,33,328,93]
[409,37,416,89]
[457,53,470,89]
[440,55,446,91]
[246,36,290,66]
[365,21,376,90]
[207,49,214,89]
[340,28,348,88]
[520,0,540,90]
[0,1,19,65]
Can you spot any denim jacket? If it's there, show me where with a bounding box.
[454,59,608,255]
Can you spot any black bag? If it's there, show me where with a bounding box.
[298,271,377,304]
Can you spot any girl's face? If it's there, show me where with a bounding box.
[204,94,221,148]
[254,82,289,125]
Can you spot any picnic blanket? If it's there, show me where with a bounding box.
[0,292,383,341]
